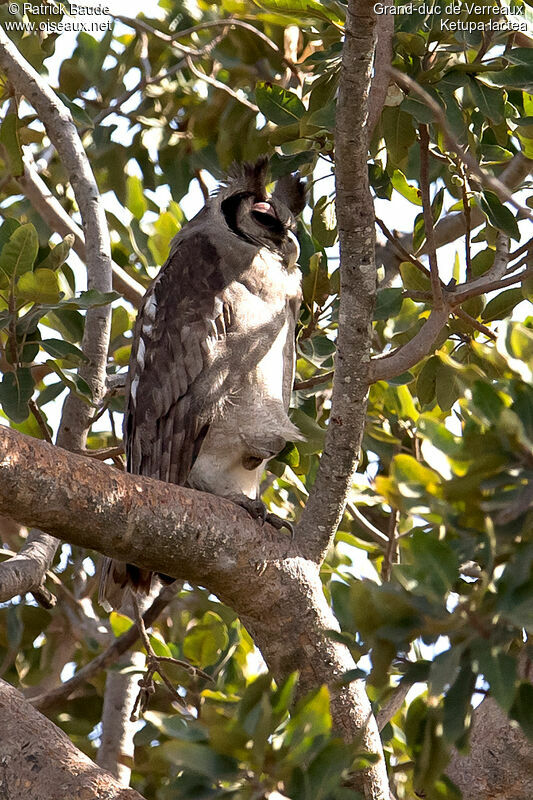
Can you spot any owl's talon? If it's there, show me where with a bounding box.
[235,497,293,535]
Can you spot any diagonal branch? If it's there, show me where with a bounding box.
[0,679,145,800]
[389,68,533,223]
[0,424,389,800]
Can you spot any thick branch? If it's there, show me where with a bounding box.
[0,426,388,800]
[447,695,533,799]
[0,28,116,600]
[296,0,379,564]
[0,528,57,600]
[0,679,145,800]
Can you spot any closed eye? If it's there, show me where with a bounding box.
[252,210,284,235]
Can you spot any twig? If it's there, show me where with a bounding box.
[453,307,496,340]
[389,68,533,223]
[29,399,53,444]
[347,502,389,546]
[460,164,473,281]
[83,445,125,461]
[185,55,259,112]
[30,582,179,711]
[0,26,115,604]
[418,125,444,309]
[375,218,431,279]
[450,266,533,305]
[376,680,412,731]
[294,371,334,391]
[382,507,399,582]
[448,231,510,303]
[130,592,210,719]
[367,8,394,136]
[509,237,532,264]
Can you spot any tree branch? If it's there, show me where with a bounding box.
[370,307,450,383]
[367,6,394,136]
[296,0,380,565]
[0,426,389,799]
[0,27,115,600]
[0,679,145,800]
[377,153,532,277]
[0,529,58,602]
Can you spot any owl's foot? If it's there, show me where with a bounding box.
[235,496,294,536]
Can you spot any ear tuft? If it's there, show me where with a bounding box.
[221,156,270,199]
[272,173,307,216]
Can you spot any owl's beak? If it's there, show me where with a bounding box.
[252,201,277,217]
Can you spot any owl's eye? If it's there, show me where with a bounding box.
[252,201,282,231]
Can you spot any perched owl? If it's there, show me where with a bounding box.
[99,157,306,609]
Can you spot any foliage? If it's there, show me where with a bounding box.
[0,0,532,798]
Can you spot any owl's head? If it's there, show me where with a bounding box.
[216,157,306,267]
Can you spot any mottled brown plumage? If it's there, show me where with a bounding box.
[99,158,305,609]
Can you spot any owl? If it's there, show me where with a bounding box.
[99,157,305,609]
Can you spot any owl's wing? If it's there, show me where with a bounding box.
[124,228,230,485]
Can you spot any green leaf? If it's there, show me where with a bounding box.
[311,196,337,247]
[0,368,34,422]
[391,170,422,205]
[57,92,95,129]
[252,0,344,24]
[298,333,335,367]
[0,223,39,278]
[382,107,416,166]
[255,82,306,126]
[373,288,403,321]
[40,339,88,365]
[36,235,74,271]
[399,261,430,292]
[443,666,475,745]
[126,175,147,220]
[302,252,330,308]
[17,269,62,304]
[473,644,516,712]
[478,191,520,241]
[62,289,121,309]
[0,113,23,176]
[436,369,461,413]
[161,741,237,779]
[481,288,523,322]
[480,64,533,91]
[469,77,504,124]
[183,611,228,667]
[46,361,93,405]
[408,530,459,598]
[109,612,134,637]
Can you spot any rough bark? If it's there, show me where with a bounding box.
[296,0,378,563]
[0,425,389,800]
[447,696,533,800]
[0,679,145,800]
